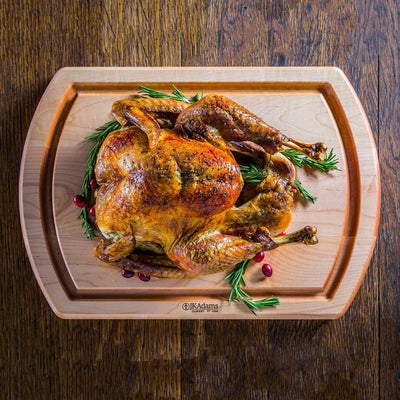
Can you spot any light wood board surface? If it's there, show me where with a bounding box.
[19,67,380,319]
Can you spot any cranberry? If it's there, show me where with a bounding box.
[89,206,95,216]
[262,263,273,277]
[73,195,87,208]
[90,178,98,189]
[253,252,265,263]
[279,231,287,236]
[121,269,134,278]
[94,219,98,227]
[138,273,151,282]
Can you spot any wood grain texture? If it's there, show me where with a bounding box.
[1,0,397,399]
[378,1,400,398]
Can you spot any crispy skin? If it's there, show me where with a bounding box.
[95,128,243,245]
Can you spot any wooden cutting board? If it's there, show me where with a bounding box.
[19,67,380,319]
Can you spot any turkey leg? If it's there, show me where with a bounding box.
[169,224,318,276]
[168,229,279,275]
[175,95,327,161]
[272,225,318,245]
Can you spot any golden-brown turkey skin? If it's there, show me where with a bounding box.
[95,127,243,248]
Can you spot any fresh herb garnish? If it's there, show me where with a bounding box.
[279,148,340,173]
[294,178,317,203]
[138,85,202,104]
[225,260,280,315]
[239,163,268,183]
[239,148,339,203]
[240,162,317,203]
[77,206,97,239]
[77,119,121,239]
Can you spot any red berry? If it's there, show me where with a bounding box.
[90,178,98,188]
[94,219,98,227]
[138,273,151,282]
[89,206,95,216]
[279,231,287,236]
[121,269,134,278]
[73,195,87,208]
[262,263,273,277]
[253,252,265,263]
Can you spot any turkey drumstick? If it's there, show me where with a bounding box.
[175,95,327,161]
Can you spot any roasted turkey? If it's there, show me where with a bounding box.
[93,95,326,278]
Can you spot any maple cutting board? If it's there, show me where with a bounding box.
[19,67,380,319]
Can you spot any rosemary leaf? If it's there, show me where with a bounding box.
[138,85,201,104]
[225,260,280,315]
[280,148,340,173]
[239,163,268,183]
[85,119,121,141]
[78,206,98,239]
[294,178,317,203]
[77,120,121,239]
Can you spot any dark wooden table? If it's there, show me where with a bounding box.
[1,1,398,398]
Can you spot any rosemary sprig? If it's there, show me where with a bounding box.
[138,85,202,104]
[279,147,339,202]
[78,207,97,240]
[294,178,317,203]
[239,160,318,203]
[78,119,121,239]
[225,260,280,315]
[279,148,340,173]
[85,119,121,141]
[239,163,268,183]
